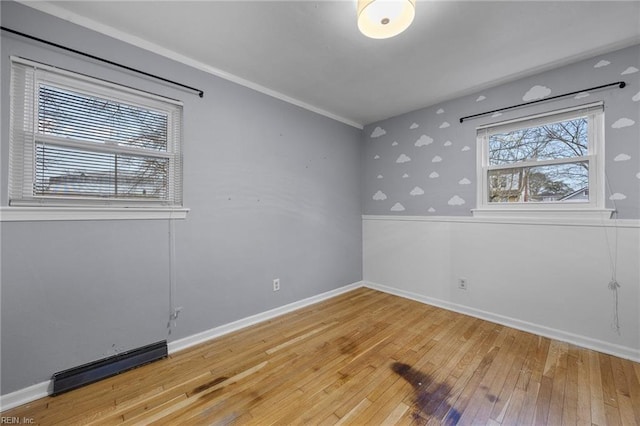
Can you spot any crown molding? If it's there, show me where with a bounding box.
[15,1,364,130]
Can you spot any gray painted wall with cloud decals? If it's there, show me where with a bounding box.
[363,44,640,219]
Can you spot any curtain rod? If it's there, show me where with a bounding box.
[459,81,625,123]
[1,26,204,98]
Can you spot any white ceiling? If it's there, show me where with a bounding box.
[22,1,640,128]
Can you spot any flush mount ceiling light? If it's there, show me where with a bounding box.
[357,0,416,39]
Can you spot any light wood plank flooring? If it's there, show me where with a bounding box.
[3,288,639,425]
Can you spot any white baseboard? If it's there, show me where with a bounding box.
[364,281,640,363]
[0,281,363,412]
[167,281,364,354]
[0,380,52,412]
[5,279,635,412]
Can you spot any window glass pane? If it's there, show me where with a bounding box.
[115,155,168,198]
[488,162,589,203]
[38,84,168,152]
[35,143,168,199]
[489,117,588,165]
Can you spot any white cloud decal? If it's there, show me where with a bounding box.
[370,126,386,138]
[461,146,471,152]
[439,121,451,129]
[476,95,486,102]
[633,91,640,102]
[523,85,551,101]
[594,60,610,68]
[374,154,380,159]
[459,178,471,185]
[609,193,627,201]
[492,112,503,118]
[444,140,452,147]
[410,186,425,196]
[396,154,411,163]
[402,173,409,178]
[410,123,419,129]
[621,66,638,75]
[392,141,398,146]
[427,207,436,213]
[436,108,444,114]
[612,118,636,128]
[432,155,442,163]
[448,195,466,206]
[390,202,405,212]
[574,92,590,100]
[637,172,640,179]
[614,153,631,162]
[415,135,434,147]
[429,171,439,178]
[377,174,383,179]
[373,190,387,200]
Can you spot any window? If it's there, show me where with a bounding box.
[475,103,607,216]
[8,57,184,215]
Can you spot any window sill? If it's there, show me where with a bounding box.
[471,207,614,223]
[0,206,190,222]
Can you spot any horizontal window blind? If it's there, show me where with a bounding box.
[39,84,169,151]
[8,61,36,200]
[478,102,603,136]
[9,57,183,207]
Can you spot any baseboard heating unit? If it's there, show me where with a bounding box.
[51,340,168,395]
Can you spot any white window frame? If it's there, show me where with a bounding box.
[5,57,189,221]
[473,102,613,220]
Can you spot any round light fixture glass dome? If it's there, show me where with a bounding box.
[357,0,416,39]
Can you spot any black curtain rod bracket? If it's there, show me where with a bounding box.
[459,81,626,123]
[1,26,204,98]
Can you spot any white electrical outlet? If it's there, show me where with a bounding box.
[458,278,468,290]
[273,278,280,292]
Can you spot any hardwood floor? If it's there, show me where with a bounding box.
[3,288,640,425]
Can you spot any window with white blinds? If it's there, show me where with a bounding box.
[9,57,183,208]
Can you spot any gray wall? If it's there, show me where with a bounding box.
[0,1,362,394]
[363,44,640,218]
